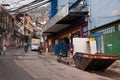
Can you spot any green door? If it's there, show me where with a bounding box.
[103,31,120,59]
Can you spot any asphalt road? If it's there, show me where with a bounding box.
[0,48,120,80]
[0,55,35,80]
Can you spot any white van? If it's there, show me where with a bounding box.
[31,38,40,51]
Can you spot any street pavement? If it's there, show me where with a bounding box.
[0,47,120,80]
[0,53,34,80]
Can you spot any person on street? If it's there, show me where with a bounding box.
[38,42,42,54]
[24,43,28,52]
[2,45,7,56]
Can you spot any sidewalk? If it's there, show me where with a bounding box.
[14,50,113,80]
[44,51,120,73]
[43,51,74,65]
[6,48,120,72]
[108,60,120,72]
[6,48,120,80]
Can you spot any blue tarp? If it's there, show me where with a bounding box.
[54,43,70,55]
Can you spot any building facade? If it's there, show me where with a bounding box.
[89,0,120,58]
[0,5,15,52]
[43,0,120,58]
[91,19,120,59]
[14,13,34,46]
[44,0,89,52]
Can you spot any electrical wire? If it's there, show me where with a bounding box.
[20,0,49,11]
[10,0,26,5]
[9,0,26,8]
[9,0,50,13]
[8,0,47,12]
[8,0,38,11]
[21,0,50,13]
[13,0,45,10]
[1,0,26,7]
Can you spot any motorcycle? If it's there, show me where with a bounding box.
[24,46,28,53]
[57,53,62,62]
[38,45,42,54]
[57,53,67,63]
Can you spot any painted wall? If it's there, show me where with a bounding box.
[49,0,81,18]
[25,16,33,32]
[49,0,58,18]
[57,0,70,11]
[103,31,120,59]
[57,0,88,12]
[90,0,120,30]
[49,0,70,18]
[50,0,120,31]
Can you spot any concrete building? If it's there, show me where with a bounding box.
[88,0,120,59]
[90,19,120,59]
[0,5,15,51]
[0,6,34,52]
[14,13,34,46]
[43,0,89,52]
[0,5,7,53]
[43,0,120,58]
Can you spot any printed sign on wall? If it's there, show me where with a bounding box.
[82,26,88,37]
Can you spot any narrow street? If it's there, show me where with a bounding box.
[0,0,120,80]
[0,48,119,80]
[0,49,34,80]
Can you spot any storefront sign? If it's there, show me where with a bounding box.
[60,33,71,38]
[82,26,88,37]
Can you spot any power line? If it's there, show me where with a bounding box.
[8,0,38,11]
[9,0,50,13]
[9,0,46,12]
[22,0,50,13]
[1,0,26,7]
[10,0,26,5]
[7,0,27,10]
[13,0,45,11]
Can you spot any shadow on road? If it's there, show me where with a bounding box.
[89,70,120,80]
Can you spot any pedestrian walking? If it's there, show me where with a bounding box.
[38,42,42,54]
[2,45,7,56]
[24,43,28,53]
